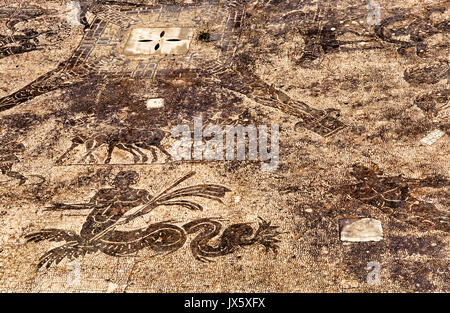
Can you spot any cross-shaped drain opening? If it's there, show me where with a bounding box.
[124,28,194,55]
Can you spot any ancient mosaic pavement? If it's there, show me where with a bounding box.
[0,0,448,292]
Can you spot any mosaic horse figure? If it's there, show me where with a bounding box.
[56,127,172,164]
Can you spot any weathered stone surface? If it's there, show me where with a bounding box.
[0,0,448,293]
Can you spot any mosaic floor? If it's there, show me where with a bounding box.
[0,0,448,292]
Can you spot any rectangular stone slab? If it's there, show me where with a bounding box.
[123,27,195,56]
[339,218,383,242]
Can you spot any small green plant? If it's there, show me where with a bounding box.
[198,30,211,42]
